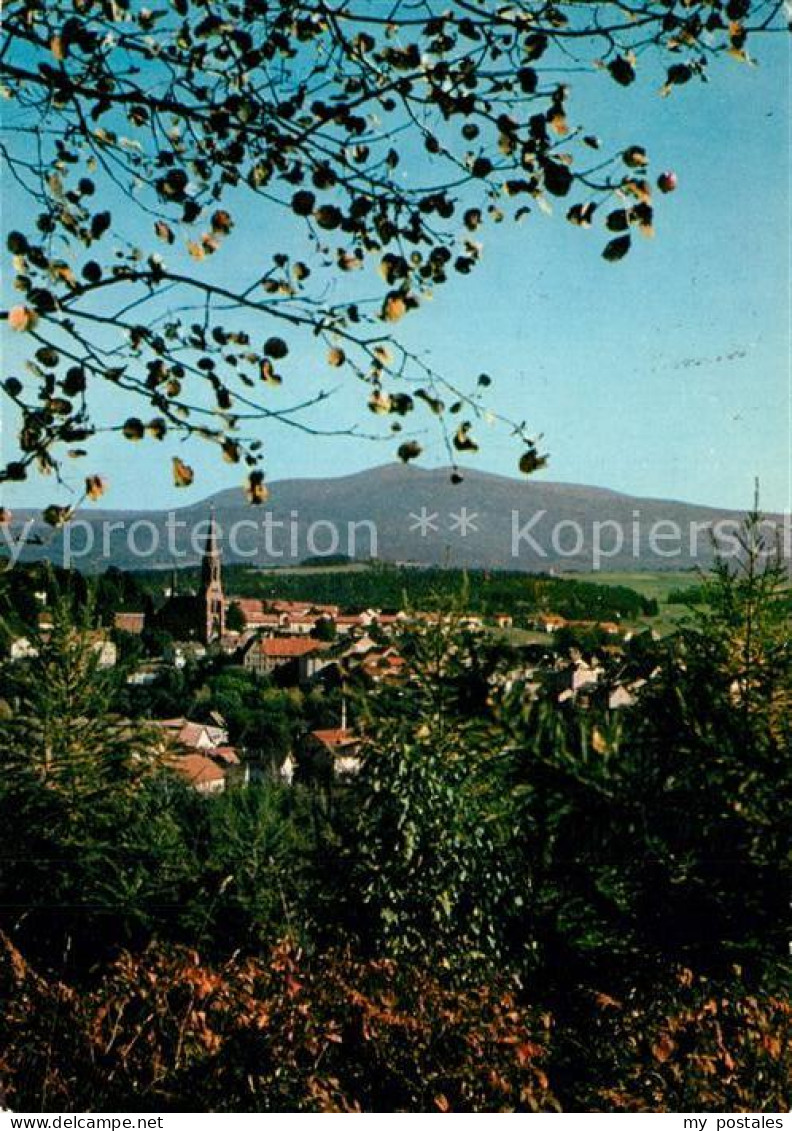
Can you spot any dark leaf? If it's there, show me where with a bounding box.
[602,235,632,262]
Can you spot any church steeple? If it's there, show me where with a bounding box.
[199,509,224,644]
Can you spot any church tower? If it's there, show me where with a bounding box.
[199,510,225,644]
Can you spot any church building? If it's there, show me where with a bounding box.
[154,512,226,645]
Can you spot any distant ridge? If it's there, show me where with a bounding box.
[4,464,789,574]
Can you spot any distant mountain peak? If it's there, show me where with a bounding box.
[7,463,787,574]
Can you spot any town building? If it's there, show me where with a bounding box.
[154,512,225,644]
[242,636,329,681]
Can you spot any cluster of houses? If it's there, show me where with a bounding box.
[146,711,368,796]
[532,613,622,636]
[2,518,654,795]
[154,715,244,794]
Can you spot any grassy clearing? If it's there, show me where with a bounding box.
[555,569,701,604]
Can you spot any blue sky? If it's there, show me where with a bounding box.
[2,30,789,514]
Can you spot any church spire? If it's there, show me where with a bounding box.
[199,508,224,644]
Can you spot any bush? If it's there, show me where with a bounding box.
[0,934,555,1113]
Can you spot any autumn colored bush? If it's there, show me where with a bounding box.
[4,930,791,1113]
[0,931,556,1113]
[587,971,792,1113]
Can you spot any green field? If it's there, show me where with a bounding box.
[557,570,705,634]
[556,569,700,603]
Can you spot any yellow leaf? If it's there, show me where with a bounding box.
[43,505,73,527]
[245,470,269,504]
[260,359,282,385]
[373,345,393,366]
[368,390,391,414]
[591,728,608,754]
[327,347,346,368]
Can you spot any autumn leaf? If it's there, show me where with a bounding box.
[519,447,548,474]
[453,423,479,453]
[397,440,422,462]
[337,251,362,271]
[327,347,346,368]
[622,145,648,168]
[567,202,597,228]
[172,456,194,487]
[591,727,608,754]
[260,359,282,385]
[373,345,393,366]
[154,220,175,244]
[43,504,73,527]
[85,474,107,501]
[315,204,342,230]
[246,469,269,504]
[632,202,655,238]
[122,417,145,440]
[652,1034,676,1063]
[90,211,111,239]
[547,107,568,137]
[368,390,391,414]
[382,293,407,323]
[622,178,652,205]
[607,54,636,86]
[7,306,38,332]
[6,231,28,255]
[210,209,233,235]
[415,388,444,414]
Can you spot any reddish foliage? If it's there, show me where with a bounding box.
[0,933,555,1113]
[4,934,790,1112]
[586,969,792,1113]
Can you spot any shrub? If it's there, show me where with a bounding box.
[0,933,556,1113]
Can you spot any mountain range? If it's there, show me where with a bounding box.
[2,464,788,574]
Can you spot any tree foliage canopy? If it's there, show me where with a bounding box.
[1,0,784,507]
